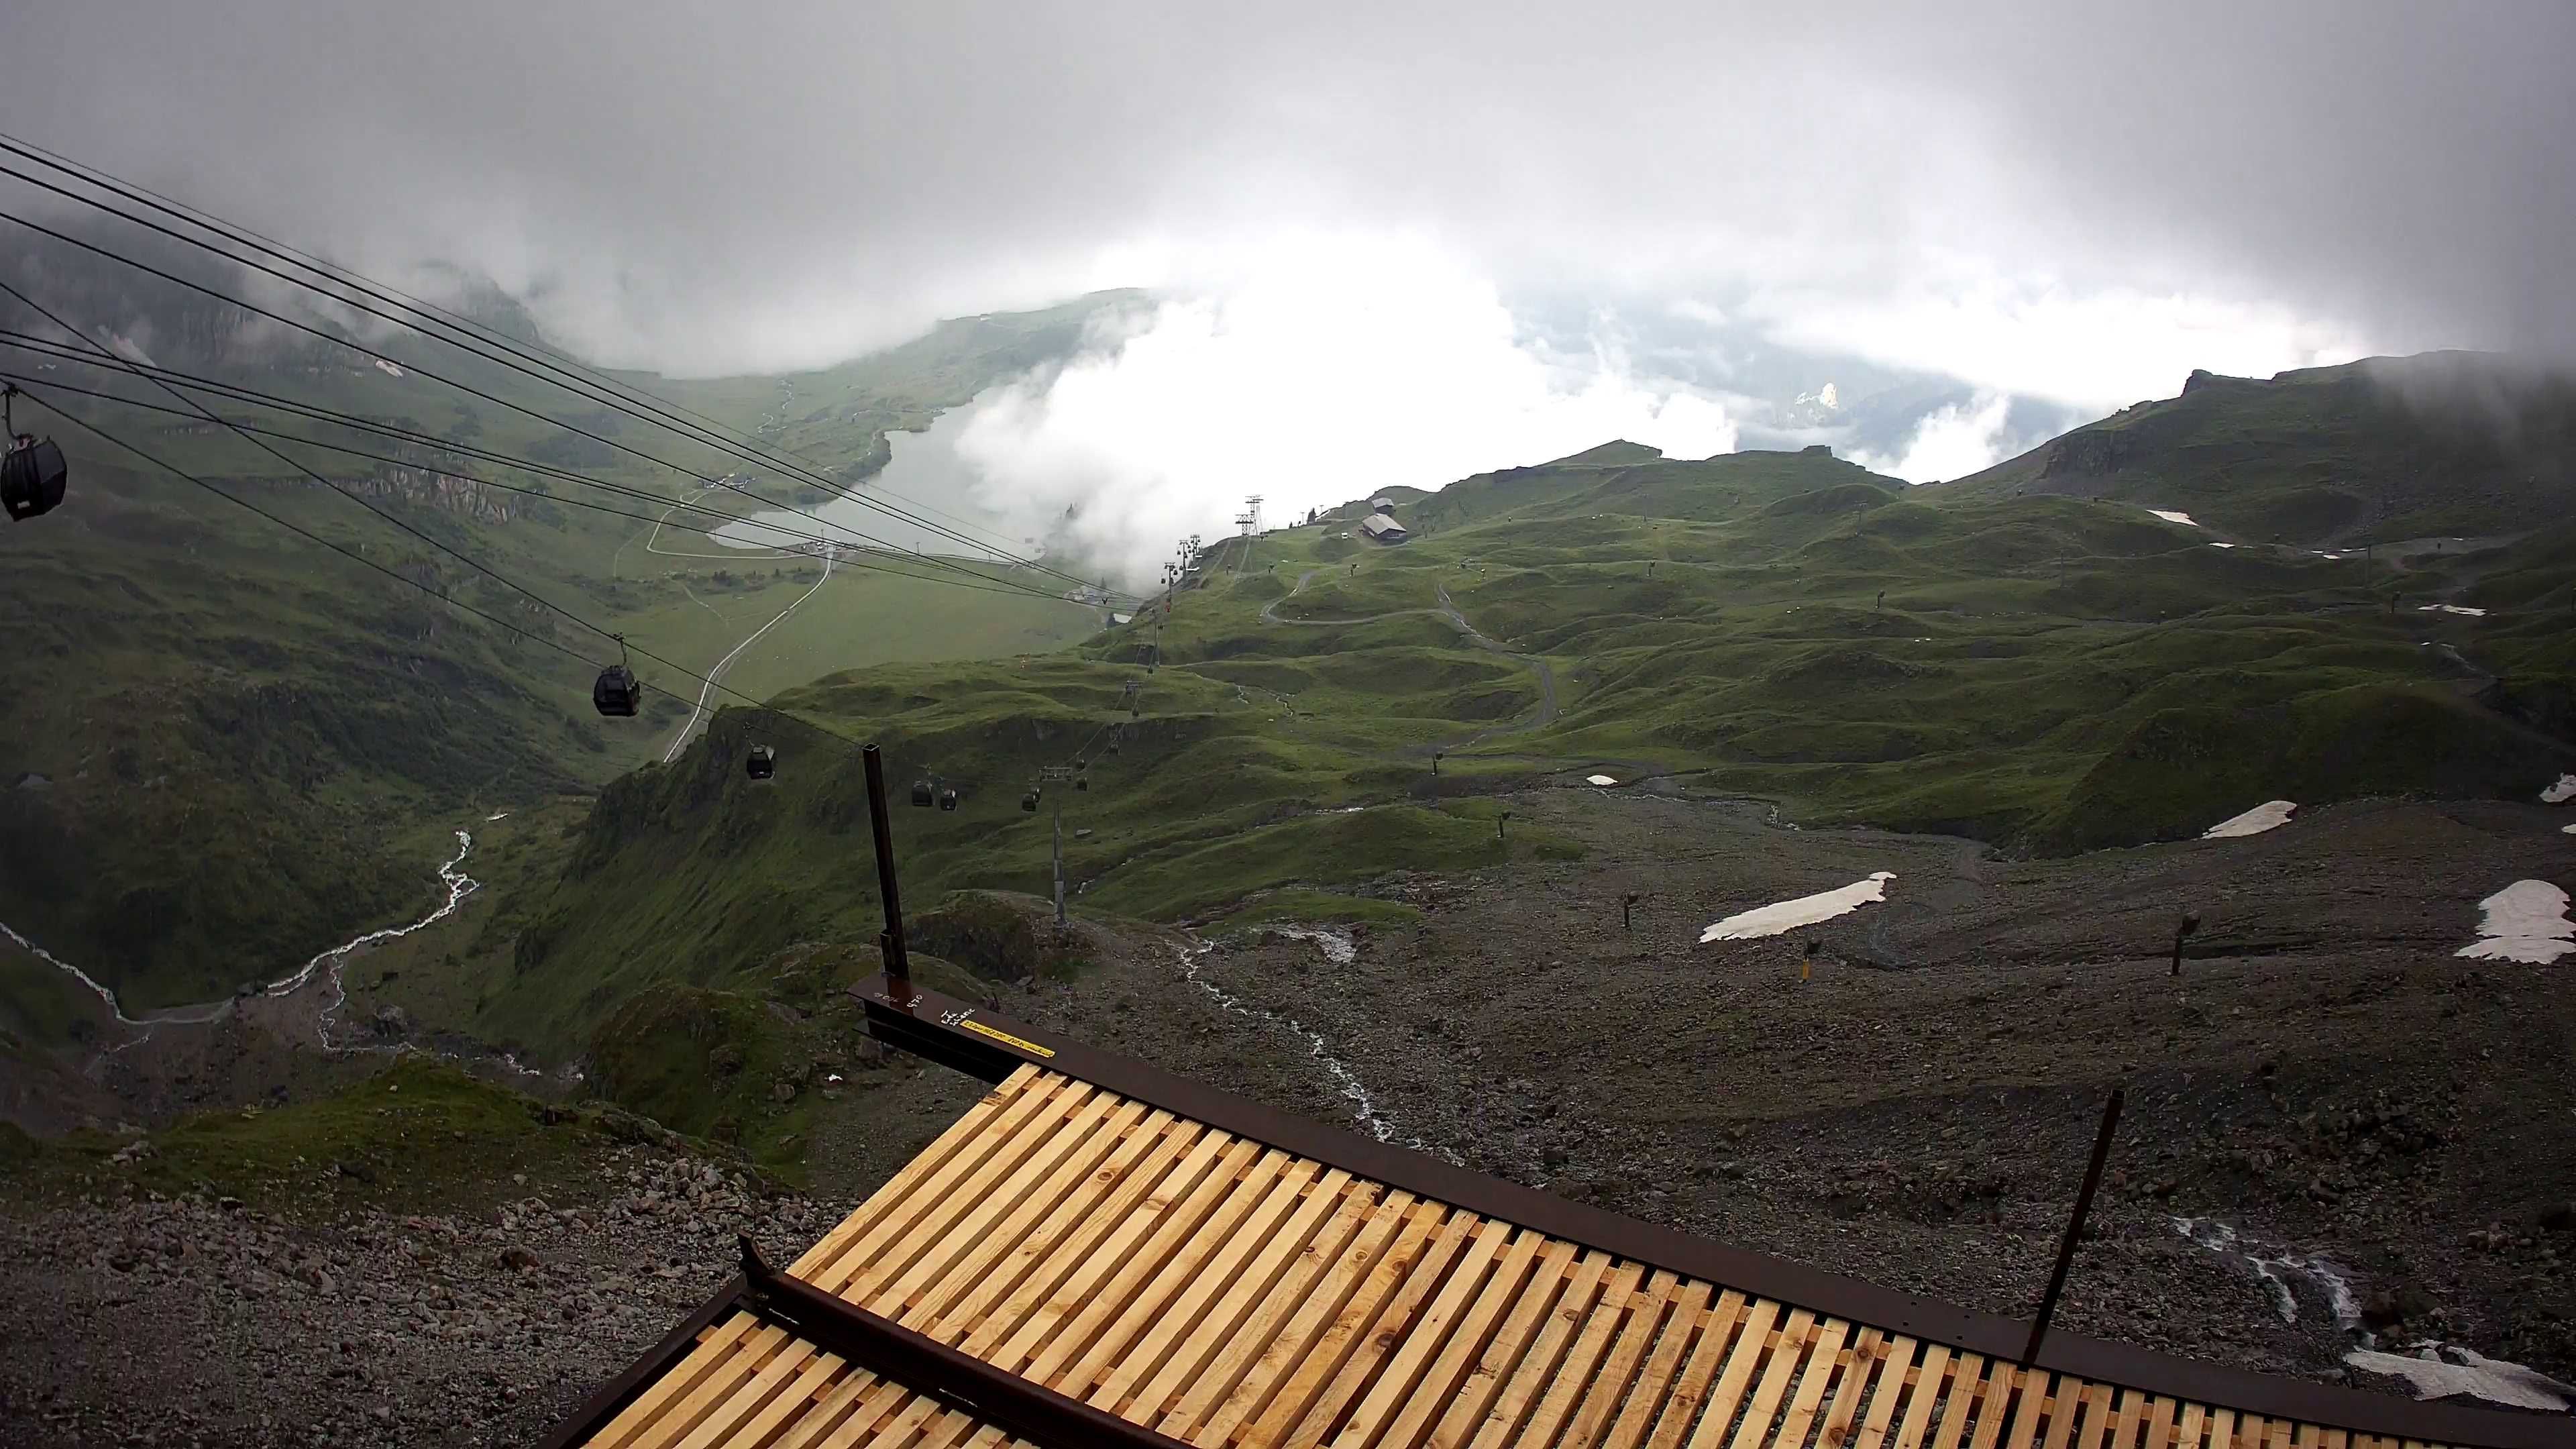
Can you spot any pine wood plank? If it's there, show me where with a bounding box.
[1995,1369,2052,1449]
[789,1066,1042,1280]
[1061,1149,1301,1404]
[1880,1342,1951,1449]
[1639,1291,1757,1449]
[627,1324,792,1449]
[1775,1320,1860,1449]
[1242,1199,1458,1449]
[1603,1281,1718,1449]
[1024,1136,1271,1390]
[1335,1216,1522,1449]
[1515,1262,1656,1449]
[716,1350,855,1449]
[2173,1404,2205,1449]
[2143,1397,2178,1449]
[1962,1362,2023,1449]
[2204,1411,2240,1449]
[987,1126,1242,1378]
[1809,1324,1886,1449]
[892,1097,1152,1332]
[1286,1208,1493,1449]
[1426,1239,1589,1449]
[1723,1308,1821,1449]
[1925,1354,1988,1449]
[1465,1247,1617,1449]
[809,1071,1083,1297]
[1378,1228,1550,1449]
[959,1116,1214,1362]
[1566,1273,1699,1449]
[668,1337,823,1449]
[926,1106,1187,1345]
[1184,1187,1419,1444]
[1680,1297,1790,1449]
[1110,1167,1356,1425]
[589,1313,766,1449]
[838,1079,1108,1313]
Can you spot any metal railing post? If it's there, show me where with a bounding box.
[861,744,910,994]
[2023,1085,2124,1365]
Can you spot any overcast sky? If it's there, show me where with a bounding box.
[3,1,2570,578]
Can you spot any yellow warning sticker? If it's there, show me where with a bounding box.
[960,1017,1056,1059]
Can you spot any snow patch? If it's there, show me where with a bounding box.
[2145,508,2200,527]
[372,358,403,378]
[1586,773,1619,786]
[2417,604,2487,617]
[1700,872,1893,943]
[2208,541,2237,549]
[2542,773,2576,804]
[2455,879,2575,964]
[2202,800,2296,839]
[484,811,510,822]
[2346,1346,2575,1413]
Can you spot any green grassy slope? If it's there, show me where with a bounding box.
[514,427,2576,1067]
[0,293,1112,1025]
[1935,352,2576,545]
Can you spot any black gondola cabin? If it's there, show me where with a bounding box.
[1,435,68,522]
[745,745,777,780]
[592,664,642,717]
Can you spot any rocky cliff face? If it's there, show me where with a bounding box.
[345,466,523,525]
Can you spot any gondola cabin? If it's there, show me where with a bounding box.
[938,788,959,812]
[910,779,934,808]
[745,745,777,780]
[592,664,643,717]
[1,434,68,522]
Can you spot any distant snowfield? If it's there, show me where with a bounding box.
[2203,800,2296,839]
[2208,541,2237,549]
[2145,508,2200,527]
[1585,773,1619,786]
[2346,1346,2575,1412]
[2455,879,2575,964]
[2542,773,2576,804]
[372,358,403,378]
[1701,872,1894,943]
[2418,604,2487,617]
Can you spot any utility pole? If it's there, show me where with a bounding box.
[1039,764,1077,924]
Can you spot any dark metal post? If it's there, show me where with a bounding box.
[2023,1085,2125,1365]
[861,745,911,991]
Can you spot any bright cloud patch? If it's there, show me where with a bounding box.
[2455,879,2575,964]
[951,235,1737,588]
[1700,872,1894,943]
[2203,800,2296,839]
[1852,390,2012,482]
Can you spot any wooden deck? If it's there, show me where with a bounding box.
[569,1065,2477,1449]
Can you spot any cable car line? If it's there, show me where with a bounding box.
[0,207,1135,607]
[0,364,1084,604]
[0,134,1103,597]
[13,382,890,769]
[0,153,1130,601]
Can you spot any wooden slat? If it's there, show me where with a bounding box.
[1381,1229,1553,1449]
[1062,1149,1301,1400]
[1468,1248,1616,1449]
[1775,1320,1859,1449]
[670,1337,823,1449]
[1564,1272,1695,1449]
[789,1066,1042,1279]
[1335,1216,1520,1449]
[1926,1354,1990,1449]
[1882,1342,1951,1449]
[1155,1177,1387,1438]
[928,1106,1189,1344]
[1240,1198,1456,1448]
[1808,1324,1885,1449]
[1189,1187,1419,1444]
[1023,1134,1271,1387]
[1517,1261,1656,1449]
[894,1097,1154,1332]
[1427,1239,1588,1449]
[1114,1167,1357,1424]
[1723,1308,1821,1449]
[1682,1297,1788,1449]
[1603,1281,1717,1449]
